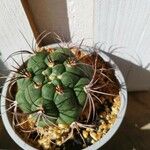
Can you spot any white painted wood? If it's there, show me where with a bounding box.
[1,0,148,91]
[0,0,34,69]
[94,0,150,91]
[27,0,94,46]
[66,0,94,45]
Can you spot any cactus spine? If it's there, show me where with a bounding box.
[16,47,93,126]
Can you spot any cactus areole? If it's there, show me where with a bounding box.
[16,48,93,126]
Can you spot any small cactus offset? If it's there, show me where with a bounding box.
[16,47,93,126]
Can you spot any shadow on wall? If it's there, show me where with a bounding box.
[102,52,150,91]
[27,0,71,45]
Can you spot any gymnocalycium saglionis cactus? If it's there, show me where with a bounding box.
[2,43,121,149]
[16,47,93,126]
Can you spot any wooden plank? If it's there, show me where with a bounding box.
[94,0,150,91]
[27,0,71,45]
[21,0,39,40]
[26,0,94,46]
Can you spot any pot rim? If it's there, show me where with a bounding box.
[0,44,127,150]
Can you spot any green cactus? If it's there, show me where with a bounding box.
[16,48,93,126]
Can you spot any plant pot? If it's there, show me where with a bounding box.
[0,44,127,150]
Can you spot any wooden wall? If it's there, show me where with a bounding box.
[0,0,150,91]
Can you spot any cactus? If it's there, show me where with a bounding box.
[16,47,94,126]
[1,43,121,149]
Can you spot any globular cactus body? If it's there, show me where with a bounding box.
[16,48,93,126]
